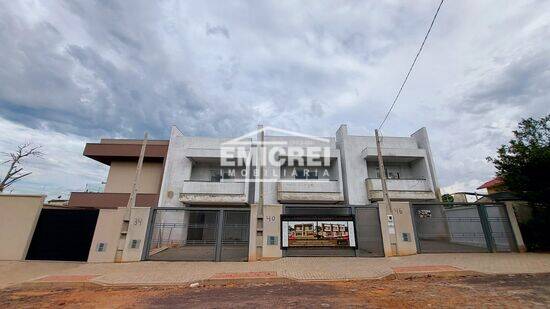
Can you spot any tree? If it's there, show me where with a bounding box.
[0,143,43,193]
[487,115,550,208]
[441,193,454,203]
[488,114,550,251]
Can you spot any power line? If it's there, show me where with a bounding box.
[378,0,445,131]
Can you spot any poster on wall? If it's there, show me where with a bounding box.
[281,215,356,248]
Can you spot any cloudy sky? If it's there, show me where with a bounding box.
[1,0,549,198]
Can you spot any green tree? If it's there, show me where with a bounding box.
[488,114,550,251]
[488,115,550,207]
[441,194,454,203]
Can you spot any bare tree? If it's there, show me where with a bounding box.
[0,143,43,193]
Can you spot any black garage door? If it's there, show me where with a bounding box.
[26,208,99,261]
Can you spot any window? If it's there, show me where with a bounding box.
[209,170,222,182]
[129,239,141,249]
[222,171,235,180]
[375,168,400,179]
[96,242,107,252]
[294,168,318,180]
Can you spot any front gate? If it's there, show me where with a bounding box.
[146,208,250,261]
[412,203,517,253]
[282,205,384,257]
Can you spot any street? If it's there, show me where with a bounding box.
[1,273,549,308]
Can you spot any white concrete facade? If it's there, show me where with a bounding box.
[336,125,439,204]
[152,125,440,260]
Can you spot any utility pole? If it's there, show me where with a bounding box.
[375,129,398,255]
[127,132,148,210]
[257,125,264,218]
[116,132,148,262]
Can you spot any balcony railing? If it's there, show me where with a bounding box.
[180,180,248,205]
[277,180,344,203]
[365,178,435,201]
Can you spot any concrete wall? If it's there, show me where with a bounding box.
[378,201,417,256]
[122,207,152,262]
[411,128,440,195]
[261,204,283,259]
[105,161,163,194]
[87,208,125,262]
[0,194,44,260]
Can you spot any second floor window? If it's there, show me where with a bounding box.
[376,168,400,179]
[295,168,319,180]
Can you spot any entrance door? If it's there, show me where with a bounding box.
[26,208,99,261]
[147,208,249,261]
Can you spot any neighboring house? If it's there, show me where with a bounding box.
[477,177,531,225]
[477,177,506,195]
[68,139,168,209]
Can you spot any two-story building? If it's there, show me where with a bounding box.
[144,125,440,261]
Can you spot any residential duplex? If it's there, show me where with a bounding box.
[4,124,523,264]
[146,125,441,261]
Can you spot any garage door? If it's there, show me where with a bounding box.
[26,208,99,261]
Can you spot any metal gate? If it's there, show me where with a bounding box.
[282,205,384,257]
[354,206,384,257]
[146,208,249,261]
[412,203,517,253]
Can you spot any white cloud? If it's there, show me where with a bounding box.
[0,117,107,198]
[0,0,549,196]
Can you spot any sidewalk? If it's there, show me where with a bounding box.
[2,253,549,288]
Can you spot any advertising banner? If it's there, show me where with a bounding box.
[281,215,356,248]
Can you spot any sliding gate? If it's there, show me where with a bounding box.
[412,203,518,253]
[146,208,250,261]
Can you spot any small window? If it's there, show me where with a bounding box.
[130,239,141,249]
[295,169,307,179]
[267,236,278,246]
[210,170,222,182]
[96,242,107,252]
[387,171,400,179]
[222,170,235,180]
[294,168,318,180]
[376,168,400,179]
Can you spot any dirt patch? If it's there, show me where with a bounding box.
[1,273,549,308]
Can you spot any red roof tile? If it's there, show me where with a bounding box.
[477,177,504,190]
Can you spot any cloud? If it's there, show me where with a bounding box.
[205,24,230,39]
[0,116,107,198]
[0,0,549,197]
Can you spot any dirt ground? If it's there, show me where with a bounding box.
[1,273,549,308]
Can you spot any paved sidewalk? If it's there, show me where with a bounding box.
[2,253,549,288]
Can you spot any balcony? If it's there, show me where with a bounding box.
[366,178,436,201]
[180,180,249,205]
[277,180,344,204]
[68,192,159,209]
